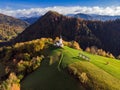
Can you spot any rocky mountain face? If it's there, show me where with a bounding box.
[0,13,29,41]
[13,11,120,56]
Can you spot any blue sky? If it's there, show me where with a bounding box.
[0,0,120,9]
[0,0,120,17]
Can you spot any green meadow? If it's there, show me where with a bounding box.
[21,46,120,90]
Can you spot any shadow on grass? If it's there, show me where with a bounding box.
[20,59,84,90]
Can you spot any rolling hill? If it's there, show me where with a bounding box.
[0,37,120,90]
[21,46,120,90]
[0,13,29,41]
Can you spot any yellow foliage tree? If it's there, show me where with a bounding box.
[85,47,90,52]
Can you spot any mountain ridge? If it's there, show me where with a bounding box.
[74,13,120,21]
[12,11,120,56]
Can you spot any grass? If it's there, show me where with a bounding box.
[21,59,84,90]
[64,46,120,80]
[69,61,120,90]
[21,46,120,90]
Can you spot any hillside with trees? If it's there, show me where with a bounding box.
[0,13,29,41]
[0,37,120,90]
[13,11,120,56]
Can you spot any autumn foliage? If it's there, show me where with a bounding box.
[85,46,115,58]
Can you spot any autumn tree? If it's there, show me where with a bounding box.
[90,46,98,54]
[109,53,115,59]
[85,47,90,52]
[117,55,120,60]
[97,49,106,56]
[71,41,81,50]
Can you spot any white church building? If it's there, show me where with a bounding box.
[54,35,64,47]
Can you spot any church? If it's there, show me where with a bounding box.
[54,35,64,47]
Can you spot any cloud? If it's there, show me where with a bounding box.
[0,6,120,17]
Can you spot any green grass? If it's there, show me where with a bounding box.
[64,46,120,80]
[21,59,84,90]
[21,46,120,90]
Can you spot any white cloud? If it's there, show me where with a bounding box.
[0,6,120,17]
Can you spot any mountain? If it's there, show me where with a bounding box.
[14,11,120,56]
[19,16,40,24]
[74,13,120,21]
[0,13,29,41]
[74,13,93,20]
[14,11,98,43]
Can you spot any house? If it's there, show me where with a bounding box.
[54,35,64,47]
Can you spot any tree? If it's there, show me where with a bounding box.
[97,49,106,56]
[109,53,115,59]
[90,46,97,54]
[71,41,82,50]
[85,47,90,52]
[117,55,120,60]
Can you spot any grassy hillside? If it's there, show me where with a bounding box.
[21,59,84,90]
[21,46,120,90]
[1,38,120,90]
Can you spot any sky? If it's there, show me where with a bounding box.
[0,0,120,17]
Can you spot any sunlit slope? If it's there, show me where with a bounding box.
[21,46,120,90]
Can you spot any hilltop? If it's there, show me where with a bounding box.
[13,11,120,56]
[21,46,120,90]
[0,38,120,90]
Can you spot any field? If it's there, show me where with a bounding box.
[21,46,120,90]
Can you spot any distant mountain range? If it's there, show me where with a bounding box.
[0,13,29,41]
[74,13,120,21]
[14,11,120,56]
[19,16,40,24]
[19,13,120,25]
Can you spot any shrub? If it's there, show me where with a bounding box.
[97,49,106,57]
[17,60,28,72]
[63,40,82,50]
[109,53,115,59]
[17,74,24,80]
[17,55,44,75]
[23,53,31,61]
[78,72,88,84]
[86,46,115,58]
[85,47,90,52]
[90,46,98,54]
[117,55,120,60]
[0,72,20,90]
[71,41,81,50]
